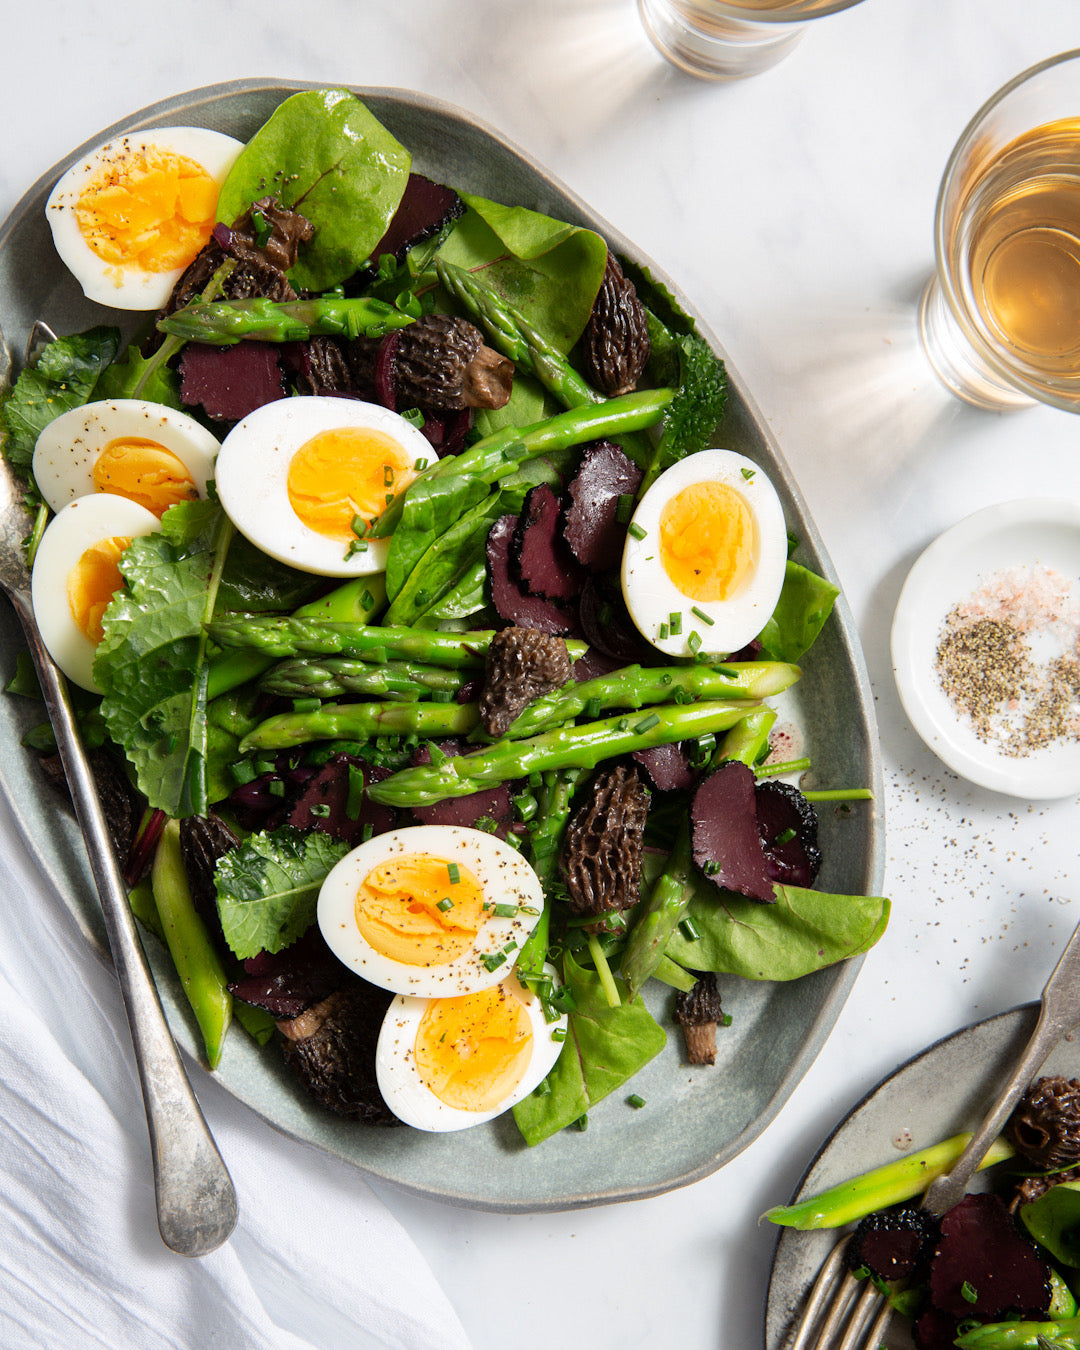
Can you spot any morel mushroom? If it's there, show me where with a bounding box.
[674,973,724,1065]
[348,314,513,412]
[477,626,572,737]
[580,253,650,397]
[560,764,649,932]
[1008,1076,1080,1169]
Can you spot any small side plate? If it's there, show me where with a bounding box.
[891,497,1080,799]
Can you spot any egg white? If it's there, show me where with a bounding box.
[45,127,244,310]
[214,397,438,578]
[32,399,220,515]
[376,967,568,1132]
[317,824,544,998]
[621,448,788,659]
[31,495,161,692]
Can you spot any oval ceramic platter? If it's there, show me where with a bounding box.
[0,80,883,1212]
[764,1003,1080,1349]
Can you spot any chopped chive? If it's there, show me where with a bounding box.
[634,713,660,734]
[679,916,701,942]
[480,952,507,972]
[413,456,427,470]
[351,514,369,537]
[429,689,453,703]
[428,743,448,766]
[669,611,682,635]
[533,1077,552,1096]
[385,493,394,505]
[436,897,454,912]
[230,759,258,785]
[703,860,722,877]
[346,764,365,821]
[773,827,797,846]
[360,588,375,611]
[528,772,543,787]
[502,940,518,954]
[493,903,519,919]
[627,522,647,541]
[292,697,320,713]
[690,606,715,627]
[447,863,461,885]
[741,466,755,480]
[475,815,498,834]
[617,718,629,732]
[383,465,395,486]
[659,623,669,640]
[720,1012,733,1027]
[627,1094,646,1109]
[584,698,602,719]
[961,1282,978,1305]
[362,823,374,842]
[506,831,523,850]
[255,757,276,775]
[687,630,702,654]
[268,779,285,797]
[574,1114,589,1132]
[520,906,541,917]
[673,686,693,705]
[551,1027,567,1042]
[616,494,635,523]
[308,802,331,819]
[660,673,672,686]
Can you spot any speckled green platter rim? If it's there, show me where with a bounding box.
[0,79,884,1213]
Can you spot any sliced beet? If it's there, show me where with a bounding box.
[691,760,775,904]
[927,1193,1051,1321]
[512,482,585,602]
[368,173,464,266]
[578,575,656,664]
[281,753,397,845]
[912,1307,963,1350]
[229,925,344,1020]
[756,780,821,887]
[571,646,626,683]
[563,439,643,570]
[633,741,699,792]
[420,407,472,458]
[179,340,285,422]
[408,739,517,836]
[486,513,577,635]
[847,1208,937,1283]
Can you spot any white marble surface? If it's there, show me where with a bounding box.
[4,2,1080,1346]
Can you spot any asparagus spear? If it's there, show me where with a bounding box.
[258,657,465,702]
[492,662,800,742]
[365,700,755,808]
[207,616,587,667]
[516,768,584,992]
[954,1315,1080,1348]
[157,295,414,345]
[239,699,480,752]
[436,258,604,408]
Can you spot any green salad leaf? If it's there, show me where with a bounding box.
[665,880,889,981]
[214,826,349,959]
[1019,1181,1080,1268]
[216,88,411,293]
[756,560,841,663]
[0,326,121,470]
[512,950,666,1146]
[94,339,181,407]
[95,500,233,817]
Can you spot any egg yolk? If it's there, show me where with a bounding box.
[413,982,533,1112]
[74,145,219,275]
[286,428,416,542]
[67,535,131,644]
[355,854,487,967]
[658,481,757,602]
[91,438,198,517]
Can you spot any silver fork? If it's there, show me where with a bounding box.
[0,324,237,1256]
[786,912,1080,1350]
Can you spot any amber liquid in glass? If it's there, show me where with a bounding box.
[957,118,1080,389]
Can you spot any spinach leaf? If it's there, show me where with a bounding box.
[385,471,492,602]
[665,880,890,981]
[94,339,181,407]
[216,89,411,293]
[1019,1181,1080,1268]
[216,532,325,614]
[0,326,121,470]
[512,950,666,1147]
[756,560,840,663]
[214,827,349,960]
[95,500,233,817]
[205,686,266,806]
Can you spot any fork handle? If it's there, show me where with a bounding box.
[922,915,1080,1216]
[11,593,238,1257]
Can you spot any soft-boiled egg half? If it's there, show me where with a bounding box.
[376,966,567,1132]
[215,397,437,577]
[32,399,219,517]
[31,495,160,691]
[317,824,545,999]
[622,448,788,658]
[46,127,244,311]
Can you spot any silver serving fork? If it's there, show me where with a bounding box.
[786,913,1080,1350]
[0,324,237,1257]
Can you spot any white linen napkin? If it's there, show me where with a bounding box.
[0,793,472,1350]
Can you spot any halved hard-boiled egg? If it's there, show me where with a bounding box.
[32,399,219,517]
[622,448,788,659]
[376,966,567,1131]
[31,495,160,691]
[214,397,437,577]
[317,824,544,998]
[46,127,244,310]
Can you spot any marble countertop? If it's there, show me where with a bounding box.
[3,2,1080,1346]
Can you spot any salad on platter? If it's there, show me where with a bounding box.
[0,86,889,1149]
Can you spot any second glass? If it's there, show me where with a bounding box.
[637,0,864,81]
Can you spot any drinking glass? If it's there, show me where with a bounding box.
[919,49,1080,412]
[637,0,864,81]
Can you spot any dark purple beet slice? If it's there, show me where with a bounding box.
[179,340,285,421]
[369,174,464,265]
[420,407,472,458]
[512,482,585,602]
[408,740,517,836]
[912,1307,963,1350]
[571,646,626,683]
[756,780,822,887]
[578,575,657,664]
[486,513,577,635]
[847,1208,937,1282]
[633,742,699,792]
[281,753,396,845]
[928,1193,1051,1321]
[373,329,400,409]
[691,760,775,904]
[564,439,643,570]
[229,925,345,1019]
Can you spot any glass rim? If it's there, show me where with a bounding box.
[932,46,1080,411]
[681,0,864,22]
